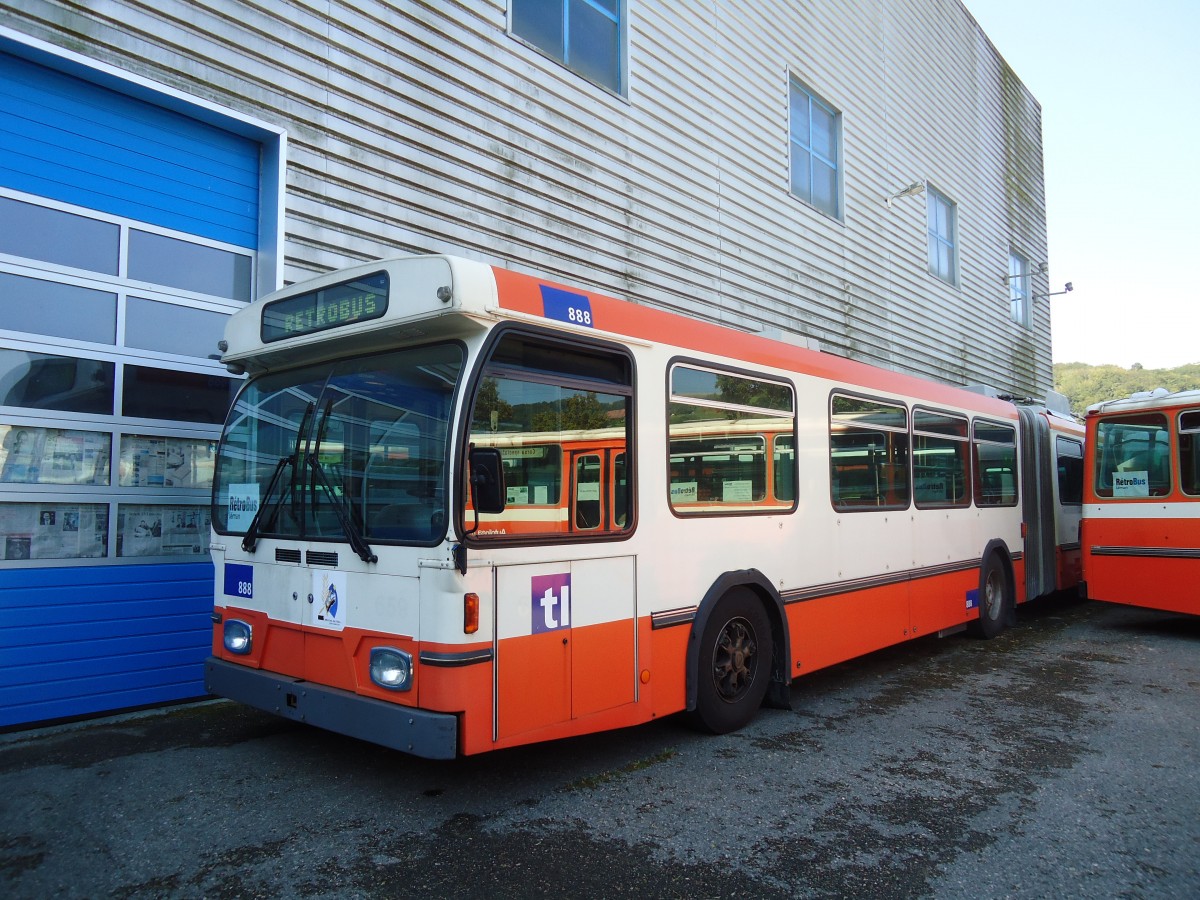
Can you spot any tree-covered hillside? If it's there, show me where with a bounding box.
[1053,362,1200,415]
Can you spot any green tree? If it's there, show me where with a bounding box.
[1054,362,1200,415]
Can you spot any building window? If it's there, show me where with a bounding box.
[511,0,623,94]
[927,187,958,285]
[1009,251,1031,327]
[788,78,840,218]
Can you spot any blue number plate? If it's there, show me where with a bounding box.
[540,285,594,328]
[224,563,254,600]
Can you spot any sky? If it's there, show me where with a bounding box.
[964,0,1200,370]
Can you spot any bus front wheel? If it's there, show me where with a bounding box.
[692,588,773,734]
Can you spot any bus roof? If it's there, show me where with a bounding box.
[223,254,1025,419]
[1086,388,1200,416]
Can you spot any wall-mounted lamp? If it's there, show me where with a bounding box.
[1002,261,1049,283]
[885,181,926,207]
[1033,281,1074,299]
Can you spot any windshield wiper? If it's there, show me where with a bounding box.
[306,451,377,563]
[242,401,314,553]
[240,455,294,554]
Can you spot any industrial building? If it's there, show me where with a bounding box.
[0,0,1051,726]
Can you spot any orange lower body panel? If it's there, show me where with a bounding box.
[1084,517,1200,616]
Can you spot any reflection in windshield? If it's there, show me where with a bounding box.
[212,344,463,545]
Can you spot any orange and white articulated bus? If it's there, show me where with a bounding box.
[1082,389,1200,616]
[205,255,1083,758]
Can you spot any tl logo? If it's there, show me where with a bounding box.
[531,572,571,634]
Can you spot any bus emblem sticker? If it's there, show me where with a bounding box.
[539,285,594,328]
[312,571,348,631]
[532,572,571,633]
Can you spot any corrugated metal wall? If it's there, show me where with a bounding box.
[0,0,1052,396]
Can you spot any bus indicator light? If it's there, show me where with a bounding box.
[464,593,480,634]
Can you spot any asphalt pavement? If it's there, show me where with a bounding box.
[1,594,1197,898]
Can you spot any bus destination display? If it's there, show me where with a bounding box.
[261,272,389,342]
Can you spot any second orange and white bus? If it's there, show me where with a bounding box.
[1083,388,1200,616]
[206,255,1083,757]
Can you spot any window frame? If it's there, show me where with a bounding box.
[927,185,959,286]
[787,75,842,220]
[667,359,797,517]
[911,407,971,510]
[509,0,626,96]
[1009,250,1031,328]
[1055,436,1084,506]
[972,418,1019,508]
[463,325,636,545]
[1092,413,1173,499]
[1179,409,1200,497]
[829,391,911,512]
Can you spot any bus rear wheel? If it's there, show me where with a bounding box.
[692,588,773,734]
[972,553,1011,639]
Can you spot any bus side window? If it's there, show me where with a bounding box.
[1181,410,1200,496]
[973,419,1018,507]
[668,363,794,514]
[912,408,969,509]
[1055,436,1083,505]
[773,435,795,502]
[467,334,633,539]
[829,393,909,511]
[1094,413,1170,498]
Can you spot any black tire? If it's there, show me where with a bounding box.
[692,587,773,734]
[971,553,1011,639]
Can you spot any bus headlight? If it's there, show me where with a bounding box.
[223,619,253,655]
[369,647,413,691]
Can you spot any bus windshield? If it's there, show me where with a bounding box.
[211,343,464,545]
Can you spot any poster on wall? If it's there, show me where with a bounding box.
[0,504,108,560]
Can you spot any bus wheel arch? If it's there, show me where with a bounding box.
[971,541,1015,639]
[686,571,791,733]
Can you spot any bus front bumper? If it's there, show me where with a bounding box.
[205,657,458,760]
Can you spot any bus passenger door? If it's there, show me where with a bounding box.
[494,557,637,742]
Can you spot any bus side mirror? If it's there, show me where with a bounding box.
[469,446,506,515]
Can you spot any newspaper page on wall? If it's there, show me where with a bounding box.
[117,504,210,557]
[0,504,109,560]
